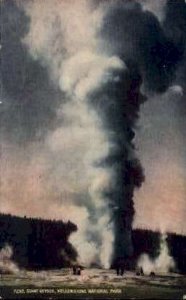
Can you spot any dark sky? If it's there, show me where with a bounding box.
[133,0,186,234]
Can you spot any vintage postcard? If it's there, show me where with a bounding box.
[0,0,186,299]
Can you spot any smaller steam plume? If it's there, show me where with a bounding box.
[137,234,175,275]
[0,244,19,274]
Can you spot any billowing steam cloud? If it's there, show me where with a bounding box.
[19,0,126,267]
[1,0,186,269]
[0,245,19,274]
[137,0,167,21]
[137,234,175,274]
[11,0,145,267]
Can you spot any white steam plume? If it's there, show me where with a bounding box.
[137,0,167,22]
[0,244,19,274]
[137,234,176,275]
[18,0,125,268]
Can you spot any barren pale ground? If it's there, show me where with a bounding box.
[1,269,186,299]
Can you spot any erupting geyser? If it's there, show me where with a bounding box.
[0,244,19,274]
[1,0,184,270]
[21,0,146,268]
[137,234,176,275]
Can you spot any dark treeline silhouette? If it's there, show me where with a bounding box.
[111,229,160,270]
[0,213,186,273]
[0,213,77,270]
[132,229,160,261]
[167,233,186,274]
[132,229,186,274]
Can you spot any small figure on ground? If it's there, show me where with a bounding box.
[72,264,83,275]
[136,267,144,276]
[115,258,125,276]
[72,265,77,275]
